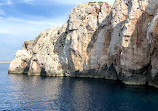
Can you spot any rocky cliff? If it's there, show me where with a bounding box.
[8,0,158,88]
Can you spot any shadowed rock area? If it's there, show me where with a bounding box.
[8,0,158,88]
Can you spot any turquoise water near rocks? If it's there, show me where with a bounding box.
[0,63,158,111]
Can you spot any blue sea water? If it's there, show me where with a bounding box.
[0,63,158,111]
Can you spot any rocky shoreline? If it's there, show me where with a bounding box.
[8,0,158,88]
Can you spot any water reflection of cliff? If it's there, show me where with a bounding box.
[7,74,158,111]
[9,74,63,110]
[9,74,93,110]
[57,78,91,111]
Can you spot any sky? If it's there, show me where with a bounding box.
[0,0,114,61]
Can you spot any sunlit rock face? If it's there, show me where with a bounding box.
[9,0,158,88]
[121,0,158,86]
[119,0,153,85]
[60,2,112,78]
[8,50,32,74]
[109,0,158,86]
[9,2,112,78]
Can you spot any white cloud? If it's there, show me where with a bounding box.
[16,0,114,5]
[0,0,114,6]
[23,0,34,3]
[21,0,35,5]
[46,0,114,5]
[0,15,68,61]
[0,0,13,6]
[6,0,13,5]
[0,16,67,40]
[0,9,5,16]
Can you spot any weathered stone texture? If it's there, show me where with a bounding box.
[9,1,158,88]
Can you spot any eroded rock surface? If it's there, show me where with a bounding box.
[9,1,158,88]
[8,50,31,74]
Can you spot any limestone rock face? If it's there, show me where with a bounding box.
[9,2,112,78]
[119,0,152,85]
[119,0,158,85]
[8,1,158,88]
[8,50,31,74]
[61,2,112,78]
[28,23,68,76]
[147,14,158,87]
[52,2,111,78]
[23,41,34,54]
[108,0,128,78]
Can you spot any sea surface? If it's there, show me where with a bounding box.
[0,63,158,111]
